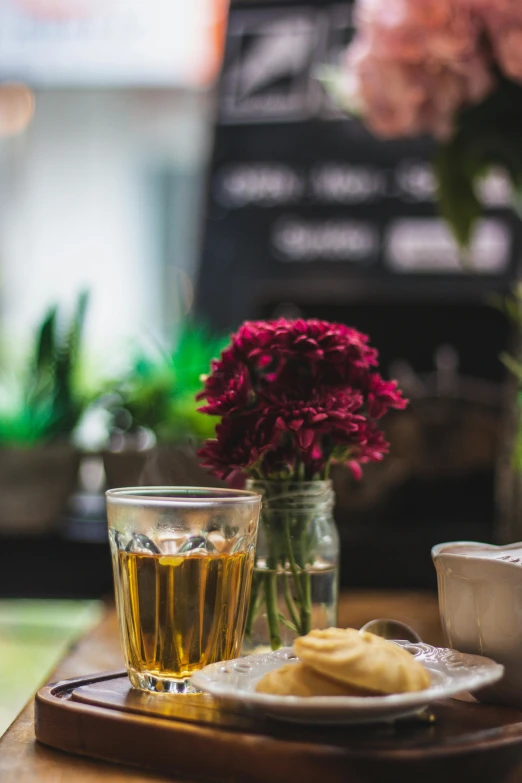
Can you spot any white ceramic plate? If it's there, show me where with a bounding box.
[191,642,504,724]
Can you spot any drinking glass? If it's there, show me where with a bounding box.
[106,486,261,693]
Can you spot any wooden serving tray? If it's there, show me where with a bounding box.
[35,671,522,783]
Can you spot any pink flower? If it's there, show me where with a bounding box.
[464,0,522,83]
[495,27,522,82]
[355,0,479,63]
[344,0,494,139]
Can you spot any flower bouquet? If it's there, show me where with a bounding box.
[197,319,407,649]
[331,0,522,249]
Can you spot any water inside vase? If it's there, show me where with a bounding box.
[246,558,338,650]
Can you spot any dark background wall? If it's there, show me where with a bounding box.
[195,0,520,589]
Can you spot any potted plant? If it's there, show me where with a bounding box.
[102,322,228,488]
[0,293,89,533]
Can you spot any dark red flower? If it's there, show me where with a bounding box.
[365,373,408,419]
[349,421,390,463]
[197,366,252,416]
[258,387,364,453]
[197,413,271,479]
[347,460,364,481]
[197,318,408,480]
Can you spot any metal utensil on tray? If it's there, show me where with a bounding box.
[360,618,423,644]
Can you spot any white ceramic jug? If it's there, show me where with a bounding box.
[432,540,522,708]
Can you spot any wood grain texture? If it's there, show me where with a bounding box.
[34,669,522,783]
[0,591,447,783]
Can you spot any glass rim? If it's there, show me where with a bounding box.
[105,485,262,507]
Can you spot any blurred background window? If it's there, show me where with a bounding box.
[0,0,227,366]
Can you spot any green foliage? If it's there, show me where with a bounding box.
[0,293,89,447]
[315,65,360,116]
[500,351,522,384]
[435,76,522,250]
[109,323,229,444]
[494,285,522,472]
[434,140,484,253]
[490,283,522,327]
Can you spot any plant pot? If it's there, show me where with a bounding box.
[0,444,80,534]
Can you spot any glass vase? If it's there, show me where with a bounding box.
[244,479,339,651]
[496,316,522,543]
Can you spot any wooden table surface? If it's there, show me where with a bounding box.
[0,591,443,783]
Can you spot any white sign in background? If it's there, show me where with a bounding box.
[0,0,215,86]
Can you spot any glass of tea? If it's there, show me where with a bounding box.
[106,486,261,693]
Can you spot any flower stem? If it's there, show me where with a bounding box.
[299,571,312,635]
[246,481,323,647]
[245,571,262,641]
[283,514,306,609]
[295,529,313,636]
[282,573,300,631]
[264,571,281,650]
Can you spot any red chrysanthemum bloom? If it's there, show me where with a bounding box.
[365,373,409,419]
[258,387,365,453]
[197,413,272,479]
[197,365,252,417]
[197,318,408,481]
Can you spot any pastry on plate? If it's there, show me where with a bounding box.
[255,661,381,697]
[294,627,430,695]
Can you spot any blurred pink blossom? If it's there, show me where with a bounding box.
[345,38,492,139]
[354,0,479,63]
[464,0,522,82]
[344,0,517,139]
[464,0,521,14]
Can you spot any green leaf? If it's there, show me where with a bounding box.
[0,293,91,446]
[67,290,89,361]
[51,292,89,435]
[35,307,57,373]
[433,141,483,252]
[277,612,298,634]
[432,76,522,251]
[103,320,229,442]
[512,178,522,218]
[500,352,522,383]
[315,64,361,116]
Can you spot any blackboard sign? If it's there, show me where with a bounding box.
[194,0,520,586]
[196,0,521,332]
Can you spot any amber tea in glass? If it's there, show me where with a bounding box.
[106,487,261,693]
